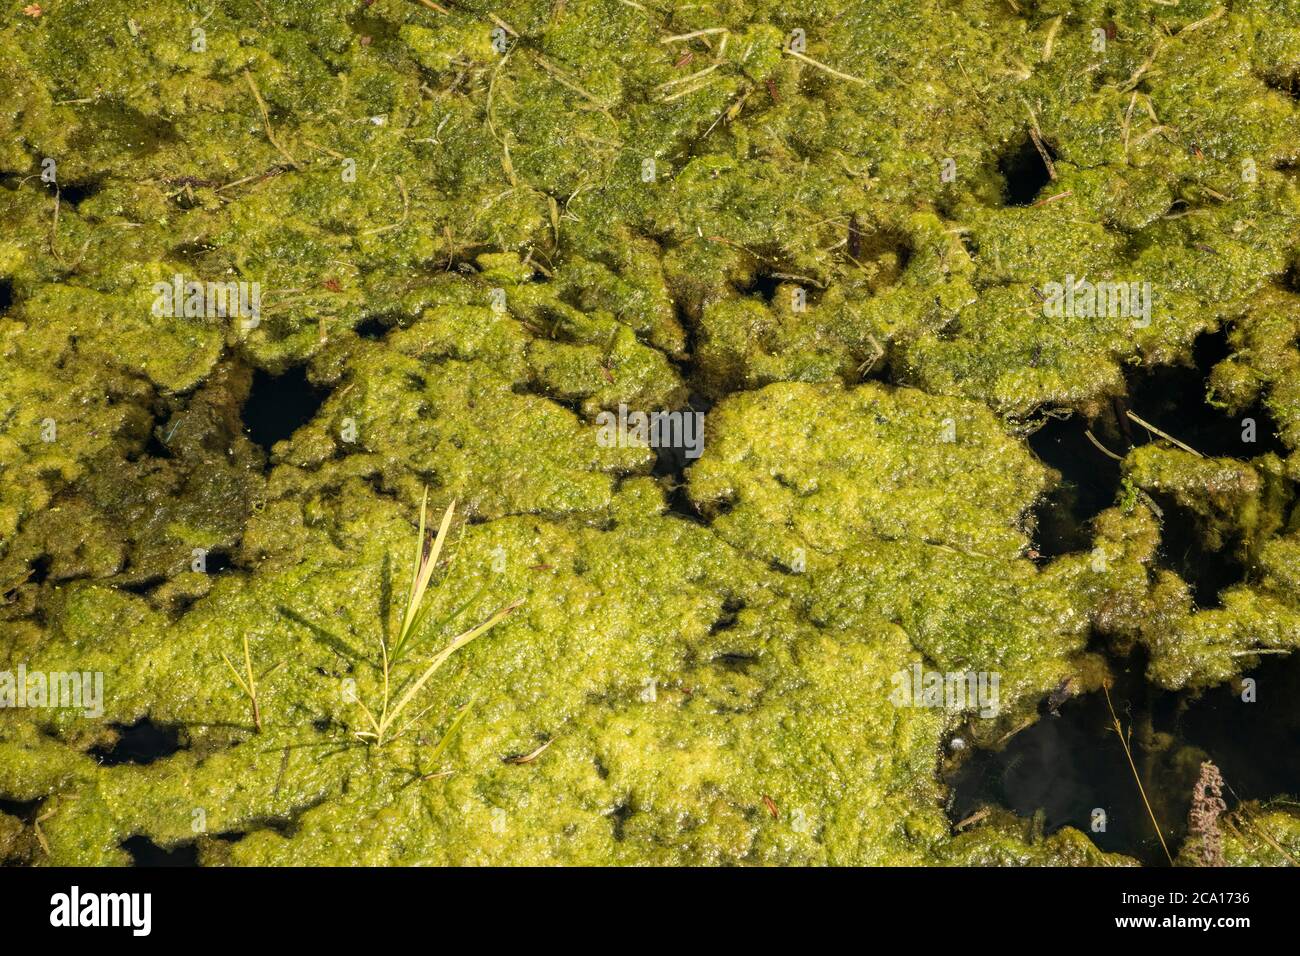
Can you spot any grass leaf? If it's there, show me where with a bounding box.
[379,599,521,742]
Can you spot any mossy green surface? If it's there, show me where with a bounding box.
[2,0,1299,866]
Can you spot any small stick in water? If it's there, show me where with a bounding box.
[1125,410,1204,458]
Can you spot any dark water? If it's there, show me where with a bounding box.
[947,651,1300,865]
[242,365,326,453]
[1125,329,1288,460]
[999,133,1056,206]
[89,718,184,767]
[1028,326,1289,615]
[1028,414,1122,558]
[121,835,199,866]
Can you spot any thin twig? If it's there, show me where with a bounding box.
[1103,684,1174,865]
[504,737,555,764]
[33,809,53,856]
[530,52,611,109]
[487,13,518,36]
[49,188,62,263]
[1122,91,1138,154]
[660,28,728,44]
[1041,15,1062,62]
[215,165,288,194]
[243,71,302,169]
[996,716,1035,746]
[1027,124,1057,181]
[656,62,719,91]
[1138,489,1164,518]
[1179,7,1225,35]
[785,48,867,85]
[1120,41,1164,93]
[1126,410,1204,458]
[1032,189,1072,207]
[359,175,409,236]
[1085,428,1125,461]
[955,807,991,831]
[221,635,263,733]
[662,79,719,102]
[1232,814,1300,866]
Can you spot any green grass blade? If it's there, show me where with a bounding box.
[394,499,457,660]
[221,653,251,695]
[391,580,488,666]
[380,599,521,740]
[400,488,430,641]
[425,698,476,766]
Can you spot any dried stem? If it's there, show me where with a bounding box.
[1126,410,1205,458]
[243,71,302,169]
[221,635,263,733]
[1103,684,1173,864]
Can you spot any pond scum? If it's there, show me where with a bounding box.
[1,0,1299,867]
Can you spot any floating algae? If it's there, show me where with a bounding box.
[2,0,1300,866]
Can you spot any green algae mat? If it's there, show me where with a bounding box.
[2,0,1300,867]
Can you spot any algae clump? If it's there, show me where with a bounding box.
[3,0,1300,867]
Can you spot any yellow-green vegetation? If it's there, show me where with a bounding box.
[351,491,520,747]
[2,0,1299,865]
